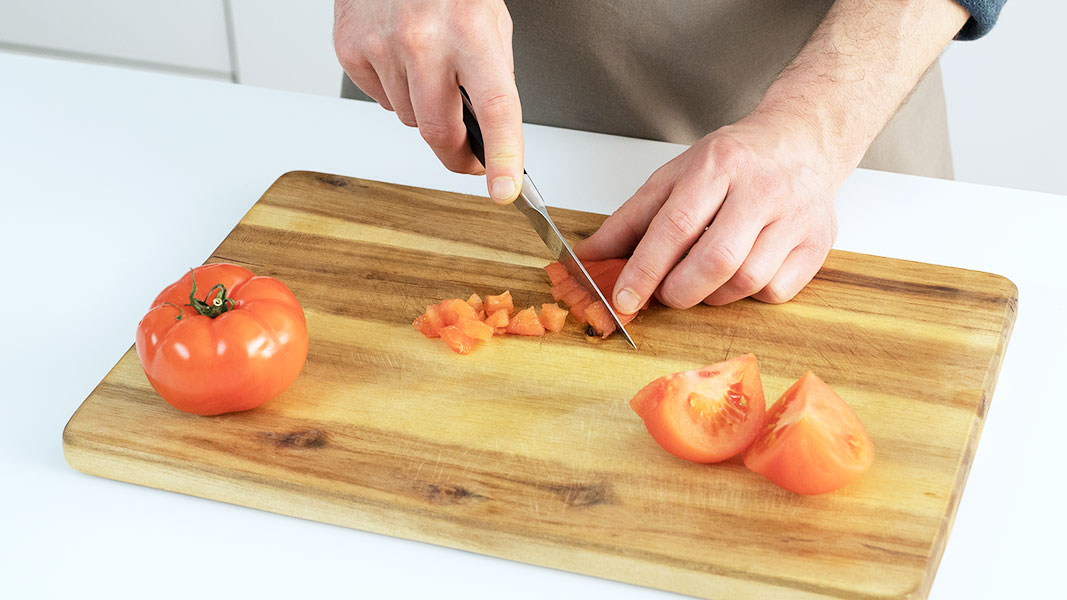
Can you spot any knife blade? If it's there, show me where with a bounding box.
[459,87,637,349]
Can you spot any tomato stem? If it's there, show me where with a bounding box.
[161,302,184,321]
[185,269,235,318]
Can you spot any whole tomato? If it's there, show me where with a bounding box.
[135,263,309,415]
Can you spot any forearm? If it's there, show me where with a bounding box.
[752,0,970,175]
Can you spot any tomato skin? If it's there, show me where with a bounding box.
[135,263,309,416]
[743,372,874,495]
[630,354,766,463]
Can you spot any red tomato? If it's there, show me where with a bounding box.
[630,354,766,463]
[744,372,874,494]
[135,263,308,416]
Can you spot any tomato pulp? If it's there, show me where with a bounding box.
[630,354,766,463]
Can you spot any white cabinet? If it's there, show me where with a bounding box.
[0,0,232,79]
[228,0,341,96]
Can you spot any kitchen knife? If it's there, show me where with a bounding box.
[459,87,637,349]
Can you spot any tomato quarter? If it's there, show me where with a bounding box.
[743,371,874,495]
[135,263,309,416]
[630,354,766,463]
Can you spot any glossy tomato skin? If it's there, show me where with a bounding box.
[630,354,766,463]
[135,263,309,416]
[743,372,874,495]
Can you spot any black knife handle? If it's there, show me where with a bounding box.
[459,87,486,168]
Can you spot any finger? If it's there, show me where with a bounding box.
[408,67,483,174]
[376,64,417,127]
[751,242,830,304]
[460,66,523,204]
[572,161,681,262]
[700,221,800,306]
[344,62,392,111]
[654,189,766,309]
[612,172,729,313]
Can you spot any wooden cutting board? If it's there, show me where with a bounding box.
[64,171,1017,599]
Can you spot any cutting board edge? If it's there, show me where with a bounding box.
[62,427,869,600]
[914,282,1018,599]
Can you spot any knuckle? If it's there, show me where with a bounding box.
[708,137,746,171]
[397,19,438,55]
[703,243,742,277]
[418,117,457,145]
[730,265,766,295]
[657,283,696,310]
[628,260,662,290]
[662,208,700,242]
[478,91,519,124]
[361,35,389,62]
[760,281,795,304]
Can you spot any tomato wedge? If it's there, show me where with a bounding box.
[744,372,874,494]
[630,354,766,463]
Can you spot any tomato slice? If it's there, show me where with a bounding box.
[630,354,766,463]
[743,372,874,495]
[506,307,545,336]
[583,301,617,338]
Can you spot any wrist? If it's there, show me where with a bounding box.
[748,83,872,180]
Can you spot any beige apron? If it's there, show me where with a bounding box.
[342,0,953,179]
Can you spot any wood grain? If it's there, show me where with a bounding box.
[64,171,1017,599]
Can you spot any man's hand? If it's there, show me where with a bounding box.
[575,113,843,312]
[333,0,523,204]
[577,0,970,311]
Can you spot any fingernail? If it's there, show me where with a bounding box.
[490,177,516,203]
[615,288,640,314]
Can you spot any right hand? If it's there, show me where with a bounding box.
[334,0,524,204]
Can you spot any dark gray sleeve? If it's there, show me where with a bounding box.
[954,0,1007,40]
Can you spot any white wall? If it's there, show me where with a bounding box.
[941,0,1067,196]
[0,0,1062,196]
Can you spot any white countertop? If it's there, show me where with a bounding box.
[2,51,1064,599]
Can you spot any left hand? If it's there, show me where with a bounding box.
[574,112,849,312]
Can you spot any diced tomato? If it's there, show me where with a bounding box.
[484,309,509,328]
[440,298,478,325]
[485,291,514,316]
[495,327,508,335]
[506,307,545,336]
[569,296,592,324]
[631,354,766,463]
[743,372,874,495]
[467,293,483,313]
[439,325,478,354]
[456,317,494,341]
[543,261,571,285]
[538,303,568,332]
[583,301,617,338]
[412,304,446,338]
